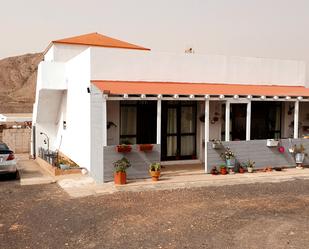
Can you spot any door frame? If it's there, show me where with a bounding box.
[161,101,197,161]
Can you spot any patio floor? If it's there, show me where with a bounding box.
[56,164,309,198]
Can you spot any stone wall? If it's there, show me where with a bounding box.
[2,128,31,153]
[207,139,309,172]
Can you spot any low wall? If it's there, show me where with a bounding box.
[207,139,309,172]
[2,128,31,153]
[103,145,161,182]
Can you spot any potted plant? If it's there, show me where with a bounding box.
[220,164,227,175]
[138,144,153,152]
[116,144,132,153]
[210,166,218,175]
[292,144,306,165]
[149,162,161,181]
[243,160,255,173]
[221,147,235,167]
[113,157,131,185]
[238,165,245,174]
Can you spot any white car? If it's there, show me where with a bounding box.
[0,143,17,177]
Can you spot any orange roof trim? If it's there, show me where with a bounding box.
[92,80,309,97]
[53,32,150,51]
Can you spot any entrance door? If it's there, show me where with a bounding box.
[161,101,197,161]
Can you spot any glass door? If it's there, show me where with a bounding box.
[161,101,197,161]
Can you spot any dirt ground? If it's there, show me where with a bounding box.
[1,177,309,249]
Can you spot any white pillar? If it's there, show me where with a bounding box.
[225,101,230,141]
[294,100,299,139]
[204,100,210,173]
[156,99,162,144]
[246,101,251,141]
[102,97,107,146]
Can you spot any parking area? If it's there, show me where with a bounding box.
[0,154,55,185]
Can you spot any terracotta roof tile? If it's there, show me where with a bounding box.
[92,80,309,97]
[53,32,150,51]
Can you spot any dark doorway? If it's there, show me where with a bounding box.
[251,102,282,139]
[161,101,197,161]
[231,104,247,141]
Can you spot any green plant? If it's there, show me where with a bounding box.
[113,157,131,173]
[221,147,235,160]
[243,160,255,168]
[149,162,161,172]
[220,164,227,169]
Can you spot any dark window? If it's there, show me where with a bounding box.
[120,101,157,144]
[251,102,282,139]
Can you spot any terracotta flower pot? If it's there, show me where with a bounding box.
[114,172,127,185]
[149,170,161,181]
[138,144,153,152]
[220,168,227,175]
[116,145,132,153]
[239,168,245,173]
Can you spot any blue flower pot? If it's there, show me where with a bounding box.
[226,158,235,167]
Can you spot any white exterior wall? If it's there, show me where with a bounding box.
[36,62,67,90]
[44,45,55,62]
[91,47,306,86]
[59,49,91,170]
[44,44,89,62]
[34,48,92,171]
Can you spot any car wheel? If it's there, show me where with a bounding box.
[11,171,18,180]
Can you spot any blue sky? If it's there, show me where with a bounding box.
[1,0,309,63]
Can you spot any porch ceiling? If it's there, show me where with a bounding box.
[91,80,309,97]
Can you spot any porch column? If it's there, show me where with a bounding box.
[294,100,299,139]
[246,101,251,141]
[102,97,107,146]
[225,101,230,141]
[156,99,162,144]
[204,99,210,173]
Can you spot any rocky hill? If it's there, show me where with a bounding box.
[0,53,43,113]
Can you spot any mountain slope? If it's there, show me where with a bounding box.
[0,53,43,113]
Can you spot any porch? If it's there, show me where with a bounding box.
[90,81,309,183]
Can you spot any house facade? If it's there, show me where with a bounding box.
[32,32,309,183]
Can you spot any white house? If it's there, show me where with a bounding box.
[32,32,309,183]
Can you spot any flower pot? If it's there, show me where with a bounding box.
[211,168,218,175]
[247,167,254,173]
[138,144,153,152]
[149,170,161,181]
[295,153,305,164]
[114,172,127,185]
[266,139,279,147]
[116,145,132,153]
[226,158,235,167]
[239,167,245,174]
[220,168,227,175]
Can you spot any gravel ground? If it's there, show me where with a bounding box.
[1,176,309,249]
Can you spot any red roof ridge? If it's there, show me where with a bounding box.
[91,80,309,96]
[52,32,150,51]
